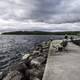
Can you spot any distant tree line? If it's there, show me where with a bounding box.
[2,31,80,35]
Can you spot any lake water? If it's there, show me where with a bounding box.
[0,35,64,72]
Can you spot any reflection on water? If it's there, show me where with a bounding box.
[0,35,64,72]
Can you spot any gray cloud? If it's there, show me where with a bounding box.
[1,0,80,23]
[0,0,80,31]
[30,0,61,20]
[0,0,37,20]
[30,0,80,23]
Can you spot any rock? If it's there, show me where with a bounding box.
[31,77,40,80]
[41,42,47,48]
[24,69,30,80]
[30,56,46,69]
[31,50,41,58]
[33,44,43,53]
[42,48,48,52]
[3,71,23,80]
[32,51,40,56]
[36,57,46,64]
[30,59,40,68]
[0,72,3,79]
[0,70,9,80]
[22,54,30,60]
[47,41,51,46]
[32,50,47,58]
[29,68,44,80]
[33,45,41,51]
[9,62,27,74]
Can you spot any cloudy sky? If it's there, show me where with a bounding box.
[0,0,80,32]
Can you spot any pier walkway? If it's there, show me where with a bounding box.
[42,40,80,80]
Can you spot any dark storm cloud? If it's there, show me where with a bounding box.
[30,0,80,23]
[30,0,61,21]
[0,0,80,23]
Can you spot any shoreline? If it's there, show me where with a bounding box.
[0,40,52,80]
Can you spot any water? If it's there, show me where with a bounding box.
[0,35,64,72]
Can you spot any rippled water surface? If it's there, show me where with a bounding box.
[0,35,64,72]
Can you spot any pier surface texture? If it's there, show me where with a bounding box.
[42,40,80,80]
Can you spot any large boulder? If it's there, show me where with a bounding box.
[9,62,27,74]
[22,54,30,60]
[30,77,40,80]
[30,56,46,69]
[28,68,44,80]
[35,57,46,64]
[0,70,9,80]
[32,51,40,57]
[0,72,3,80]
[3,71,23,80]
[30,59,40,69]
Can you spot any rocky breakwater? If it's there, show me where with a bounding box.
[0,40,51,80]
[72,40,80,46]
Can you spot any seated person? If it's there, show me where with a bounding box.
[60,35,68,49]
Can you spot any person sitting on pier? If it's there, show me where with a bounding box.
[60,35,68,50]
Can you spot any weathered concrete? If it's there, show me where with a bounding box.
[42,40,80,80]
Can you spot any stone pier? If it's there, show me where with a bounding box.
[42,40,80,80]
